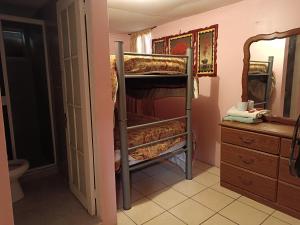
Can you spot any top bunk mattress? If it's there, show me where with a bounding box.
[110,55,187,75]
[249,62,269,74]
[110,55,190,102]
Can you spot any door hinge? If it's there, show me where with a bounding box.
[82,1,86,15]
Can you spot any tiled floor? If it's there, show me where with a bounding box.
[11,161,300,225]
[117,160,300,225]
[13,175,101,225]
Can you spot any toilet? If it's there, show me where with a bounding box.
[8,159,29,203]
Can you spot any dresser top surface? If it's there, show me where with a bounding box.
[220,121,294,139]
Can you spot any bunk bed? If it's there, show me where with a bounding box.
[248,56,274,109]
[112,41,193,210]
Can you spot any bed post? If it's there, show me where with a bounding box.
[115,41,131,209]
[186,47,193,180]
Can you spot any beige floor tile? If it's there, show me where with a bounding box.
[193,165,207,177]
[124,198,165,225]
[131,171,150,183]
[117,188,144,209]
[169,199,215,225]
[132,177,166,196]
[117,211,136,225]
[238,196,275,214]
[220,201,268,225]
[193,171,220,187]
[210,183,241,199]
[193,160,212,170]
[148,188,187,210]
[172,179,207,197]
[261,216,290,225]
[131,188,144,202]
[142,164,166,176]
[143,212,185,225]
[272,210,300,225]
[161,161,185,174]
[206,166,220,176]
[201,214,237,225]
[192,188,234,212]
[154,169,185,186]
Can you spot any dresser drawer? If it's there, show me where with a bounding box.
[280,138,298,158]
[278,181,300,212]
[221,162,277,201]
[221,127,280,154]
[221,143,279,178]
[279,157,300,186]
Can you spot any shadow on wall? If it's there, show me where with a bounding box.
[192,77,220,165]
[154,77,221,165]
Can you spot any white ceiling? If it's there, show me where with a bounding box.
[108,0,243,33]
[0,0,243,34]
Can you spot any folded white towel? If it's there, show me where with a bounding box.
[226,106,270,119]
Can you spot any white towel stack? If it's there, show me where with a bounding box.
[223,107,270,123]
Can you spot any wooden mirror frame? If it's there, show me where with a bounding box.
[241,27,300,125]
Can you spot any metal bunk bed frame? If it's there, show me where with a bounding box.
[248,56,274,109]
[115,41,193,210]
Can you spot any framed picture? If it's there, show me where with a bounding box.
[152,38,166,54]
[168,33,193,55]
[196,25,218,77]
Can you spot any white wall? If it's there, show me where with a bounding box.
[109,32,130,54]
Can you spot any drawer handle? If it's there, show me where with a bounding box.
[238,155,255,165]
[238,176,253,186]
[239,136,255,145]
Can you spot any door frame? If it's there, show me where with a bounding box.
[0,14,57,171]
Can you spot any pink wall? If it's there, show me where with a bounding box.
[109,33,130,54]
[0,101,14,224]
[250,39,286,116]
[86,0,117,224]
[152,0,300,166]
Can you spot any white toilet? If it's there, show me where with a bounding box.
[8,159,29,203]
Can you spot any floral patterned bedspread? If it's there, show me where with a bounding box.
[110,55,187,103]
[114,113,186,170]
[249,62,268,74]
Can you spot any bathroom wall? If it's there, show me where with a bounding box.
[35,1,68,177]
[152,0,300,166]
[109,32,130,54]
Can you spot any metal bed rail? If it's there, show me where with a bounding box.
[129,147,187,171]
[124,52,189,58]
[127,115,187,130]
[115,41,193,210]
[125,74,188,78]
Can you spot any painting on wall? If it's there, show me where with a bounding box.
[168,33,193,55]
[196,25,218,76]
[152,38,166,54]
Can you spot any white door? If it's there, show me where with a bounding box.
[57,0,95,215]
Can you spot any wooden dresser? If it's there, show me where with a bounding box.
[220,121,300,219]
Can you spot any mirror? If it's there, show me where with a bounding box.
[242,28,300,120]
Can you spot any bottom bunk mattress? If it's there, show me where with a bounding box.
[114,113,186,171]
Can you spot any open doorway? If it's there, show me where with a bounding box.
[0,0,98,224]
